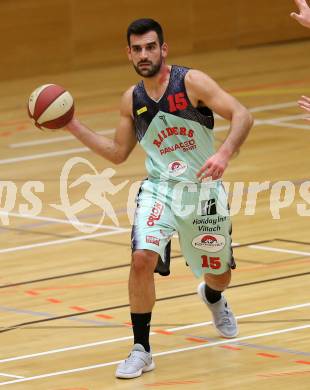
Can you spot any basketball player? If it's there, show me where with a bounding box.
[290,0,310,114]
[66,19,253,379]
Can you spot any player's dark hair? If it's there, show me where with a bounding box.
[127,18,164,46]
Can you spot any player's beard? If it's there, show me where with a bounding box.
[133,55,163,78]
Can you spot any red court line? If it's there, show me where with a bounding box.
[257,352,280,359]
[69,306,88,312]
[295,360,310,365]
[23,288,118,320]
[28,258,310,291]
[220,345,241,351]
[95,314,114,320]
[153,329,174,335]
[186,337,207,343]
[145,380,202,387]
[46,298,62,304]
[258,370,310,378]
[25,290,39,296]
[30,275,196,291]
[12,289,310,370]
[0,131,12,137]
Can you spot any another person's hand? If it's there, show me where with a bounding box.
[298,95,310,120]
[290,0,310,28]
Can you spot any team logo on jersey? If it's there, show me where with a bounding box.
[137,106,148,115]
[168,160,188,176]
[200,199,217,216]
[191,234,226,252]
[153,127,194,148]
[159,115,168,126]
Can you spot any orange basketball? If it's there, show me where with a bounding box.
[28,84,74,130]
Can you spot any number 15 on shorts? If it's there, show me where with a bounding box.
[201,255,221,270]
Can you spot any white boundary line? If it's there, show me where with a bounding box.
[0,147,90,165]
[0,228,130,254]
[0,302,308,364]
[0,373,24,379]
[167,302,310,331]
[10,129,115,148]
[268,121,310,130]
[248,244,310,257]
[0,211,125,231]
[9,101,299,149]
[263,113,307,122]
[248,101,298,113]
[0,323,309,386]
[0,114,302,164]
[2,103,309,165]
[1,226,309,256]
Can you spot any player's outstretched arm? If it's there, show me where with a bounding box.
[65,87,137,164]
[185,70,253,181]
[290,0,310,28]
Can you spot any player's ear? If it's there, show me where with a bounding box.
[161,42,168,59]
[126,46,133,62]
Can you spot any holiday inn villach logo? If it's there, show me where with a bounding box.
[0,157,310,232]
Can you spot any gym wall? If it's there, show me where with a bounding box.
[1,0,309,81]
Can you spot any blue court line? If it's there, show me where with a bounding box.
[235,341,310,357]
[0,305,114,327]
[0,306,53,317]
[186,335,310,356]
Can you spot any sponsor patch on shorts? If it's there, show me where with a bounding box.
[146,235,160,246]
[147,201,165,226]
[192,234,226,252]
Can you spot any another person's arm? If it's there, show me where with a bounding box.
[66,87,137,164]
[290,0,310,28]
[290,1,310,117]
[185,70,253,181]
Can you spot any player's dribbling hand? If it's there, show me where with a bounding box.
[65,117,80,132]
[290,0,310,28]
[298,95,310,120]
[196,151,228,181]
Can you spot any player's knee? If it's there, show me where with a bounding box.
[204,270,231,291]
[131,250,157,275]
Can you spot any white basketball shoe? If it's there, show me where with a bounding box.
[115,343,155,379]
[197,282,238,338]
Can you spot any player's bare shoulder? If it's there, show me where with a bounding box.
[185,69,216,89]
[185,69,219,106]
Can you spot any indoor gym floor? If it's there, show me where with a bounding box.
[0,39,309,389]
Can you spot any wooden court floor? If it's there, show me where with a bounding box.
[0,39,309,389]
